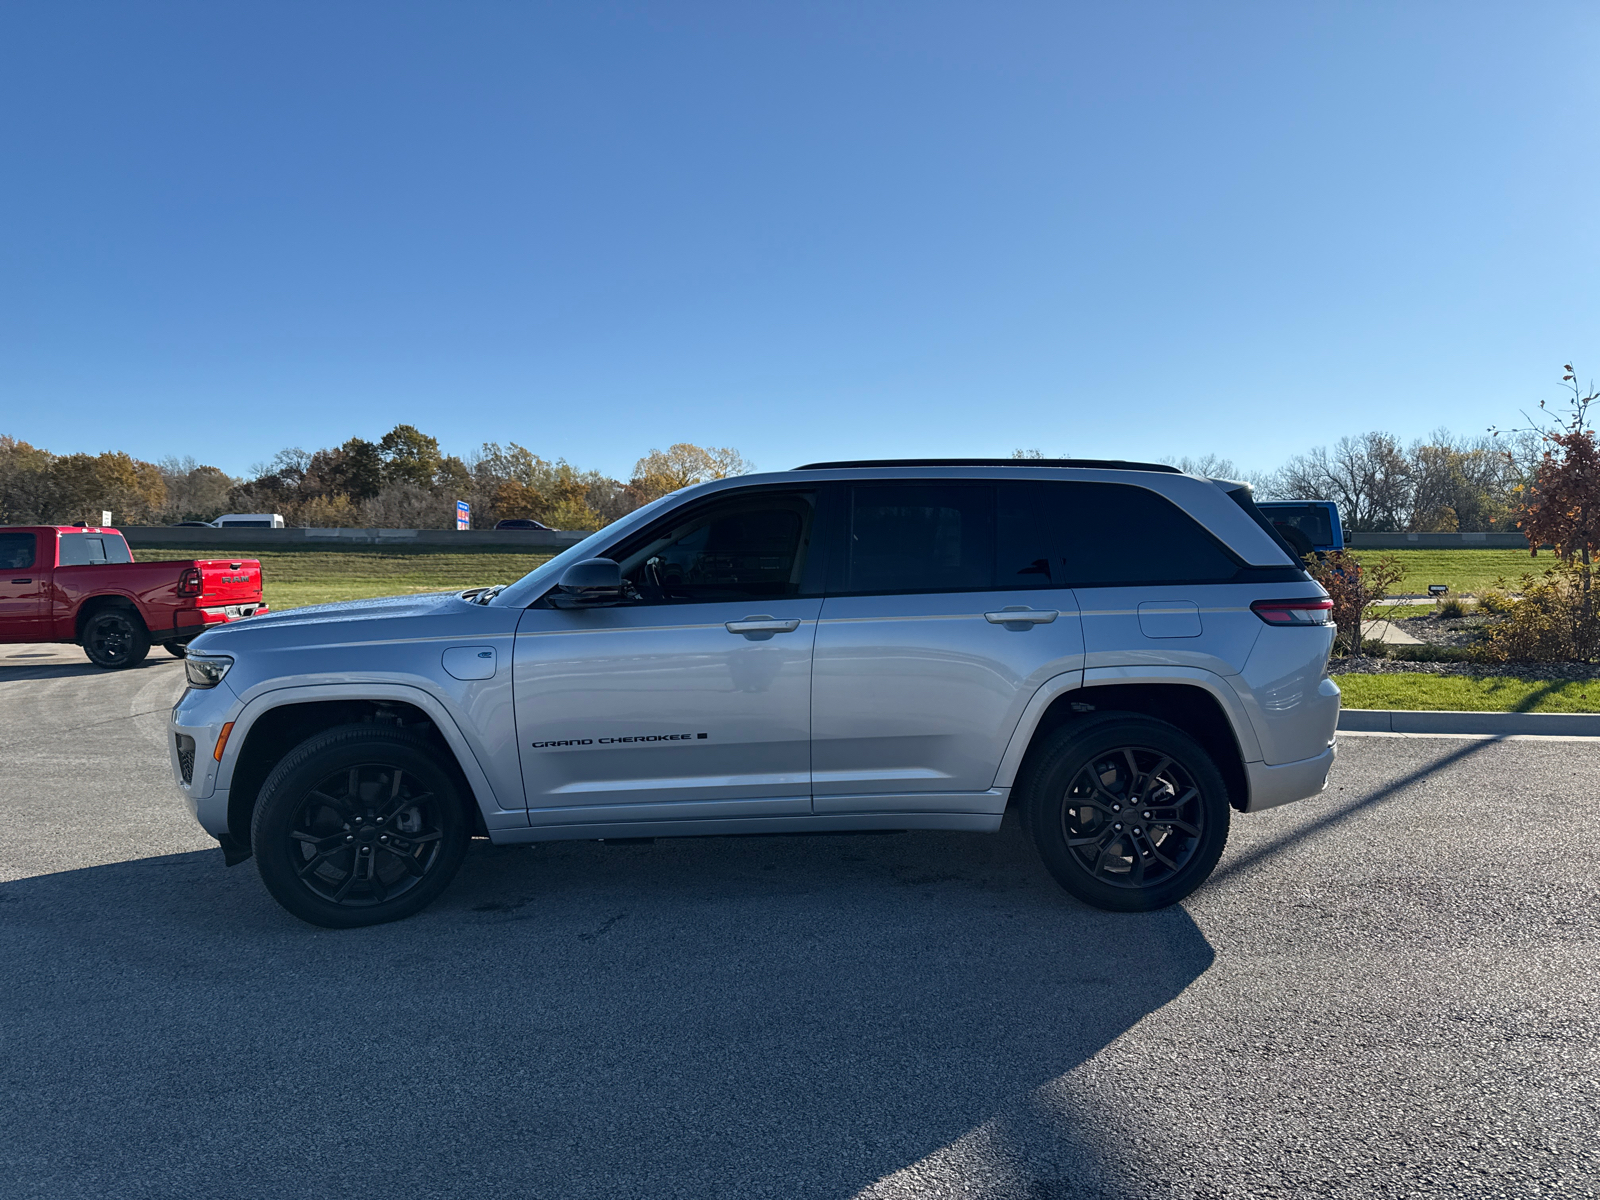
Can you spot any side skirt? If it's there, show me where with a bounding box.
[486,811,1004,845]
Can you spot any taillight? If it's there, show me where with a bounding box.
[177,567,203,597]
[1251,598,1333,626]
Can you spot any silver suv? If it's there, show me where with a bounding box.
[169,459,1339,927]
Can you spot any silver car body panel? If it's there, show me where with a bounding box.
[811,586,1083,805]
[512,598,821,821]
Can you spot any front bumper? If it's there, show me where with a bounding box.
[169,683,242,838]
[1243,742,1337,813]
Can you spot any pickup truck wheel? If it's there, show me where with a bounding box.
[251,725,471,929]
[82,609,151,669]
[166,643,188,658]
[1021,714,1230,912]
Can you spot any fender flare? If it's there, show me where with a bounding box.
[991,665,1263,790]
[214,681,516,823]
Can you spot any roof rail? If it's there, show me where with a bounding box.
[793,457,1184,474]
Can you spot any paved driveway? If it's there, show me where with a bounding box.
[1,647,1595,1198]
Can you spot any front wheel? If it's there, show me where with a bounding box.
[82,608,151,669]
[251,725,471,928]
[1021,714,1231,912]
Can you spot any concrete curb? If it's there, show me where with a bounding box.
[1338,708,1600,736]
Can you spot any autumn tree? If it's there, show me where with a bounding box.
[1509,366,1600,621]
[630,444,753,503]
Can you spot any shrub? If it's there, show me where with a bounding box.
[1476,582,1517,615]
[1481,565,1600,663]
[1306,551,1407,655]
[1436,597,1470,619]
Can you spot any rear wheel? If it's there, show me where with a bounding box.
[251,725,471,928]
[1021,714,1230,912]
[82,608,151,669]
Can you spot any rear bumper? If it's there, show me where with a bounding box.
[1243,743,1336,813]
[166,602,268,643]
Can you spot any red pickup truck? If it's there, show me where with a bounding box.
[0,526,268,668]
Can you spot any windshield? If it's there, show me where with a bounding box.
[487,491,685,607]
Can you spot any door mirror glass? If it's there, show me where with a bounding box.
[553,558,624,605]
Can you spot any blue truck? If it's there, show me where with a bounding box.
[1257,500,1344,557]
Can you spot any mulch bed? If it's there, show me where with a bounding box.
[1329,655,1600,681]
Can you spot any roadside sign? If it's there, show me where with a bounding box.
[101,510,112,526]
[456,501,470,531]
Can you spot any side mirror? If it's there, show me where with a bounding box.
[553,558,624,606]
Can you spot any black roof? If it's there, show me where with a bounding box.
[793,457,1183,474]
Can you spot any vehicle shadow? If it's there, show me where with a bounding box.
[0,813,1213,1199]
[0,657,180,682]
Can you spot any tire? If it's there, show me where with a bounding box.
[251,724,472,929]
[166,643,188,659]
[1020,714,1231,912]
[82,608,151,669]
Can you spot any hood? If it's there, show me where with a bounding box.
[189,590,472,654]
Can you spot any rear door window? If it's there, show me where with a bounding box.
[838,484,994,594]
[57,534,133,566]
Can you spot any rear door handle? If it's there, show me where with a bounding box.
[10,578,30,584]
[726,616,803,634]
[984,607,1059,627]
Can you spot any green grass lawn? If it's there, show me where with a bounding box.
[1348,548,1544,596]
[1334,673,1600,713]
[136,547,554,611]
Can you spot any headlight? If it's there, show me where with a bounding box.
[185,654,234,689]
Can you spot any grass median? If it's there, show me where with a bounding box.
[1348,548,1540,595]
[1334,673,1600,713]
[137,546,555,611]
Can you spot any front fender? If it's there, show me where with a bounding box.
[215,681,527,830]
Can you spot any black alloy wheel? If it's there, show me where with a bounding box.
[166,642,188,658]
[1022,714,1230,912]
[82,609,151,669]
[252,725,470,928]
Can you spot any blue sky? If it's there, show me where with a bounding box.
[3,2,1598,480]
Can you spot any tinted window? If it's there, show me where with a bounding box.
[0,532,36,570]
[1261,504,1334,545]
[844,484,994,593]
[1009,481,1239,587]
[615,491,814,603]
[58,534,133,566]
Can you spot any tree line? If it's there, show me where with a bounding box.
[1023,428,1543,533]
[0,418,1555,534]
[0,428,751,530]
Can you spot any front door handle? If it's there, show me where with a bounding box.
[985,606,1059,628]
[726,616,803,635]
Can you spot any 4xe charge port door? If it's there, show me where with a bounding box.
[512,488,822,828]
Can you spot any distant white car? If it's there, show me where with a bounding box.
[209,514,285,529]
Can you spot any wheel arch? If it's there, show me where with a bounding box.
[220,686,504,851]
[75,593,147,641]
[999,670,1257,813]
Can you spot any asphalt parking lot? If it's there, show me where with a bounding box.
[1,645,1596,1199]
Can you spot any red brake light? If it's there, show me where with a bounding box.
[177,567,203,597]
[1251,598,1333,626]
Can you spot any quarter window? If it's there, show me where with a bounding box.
[1011,481,1239,586]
